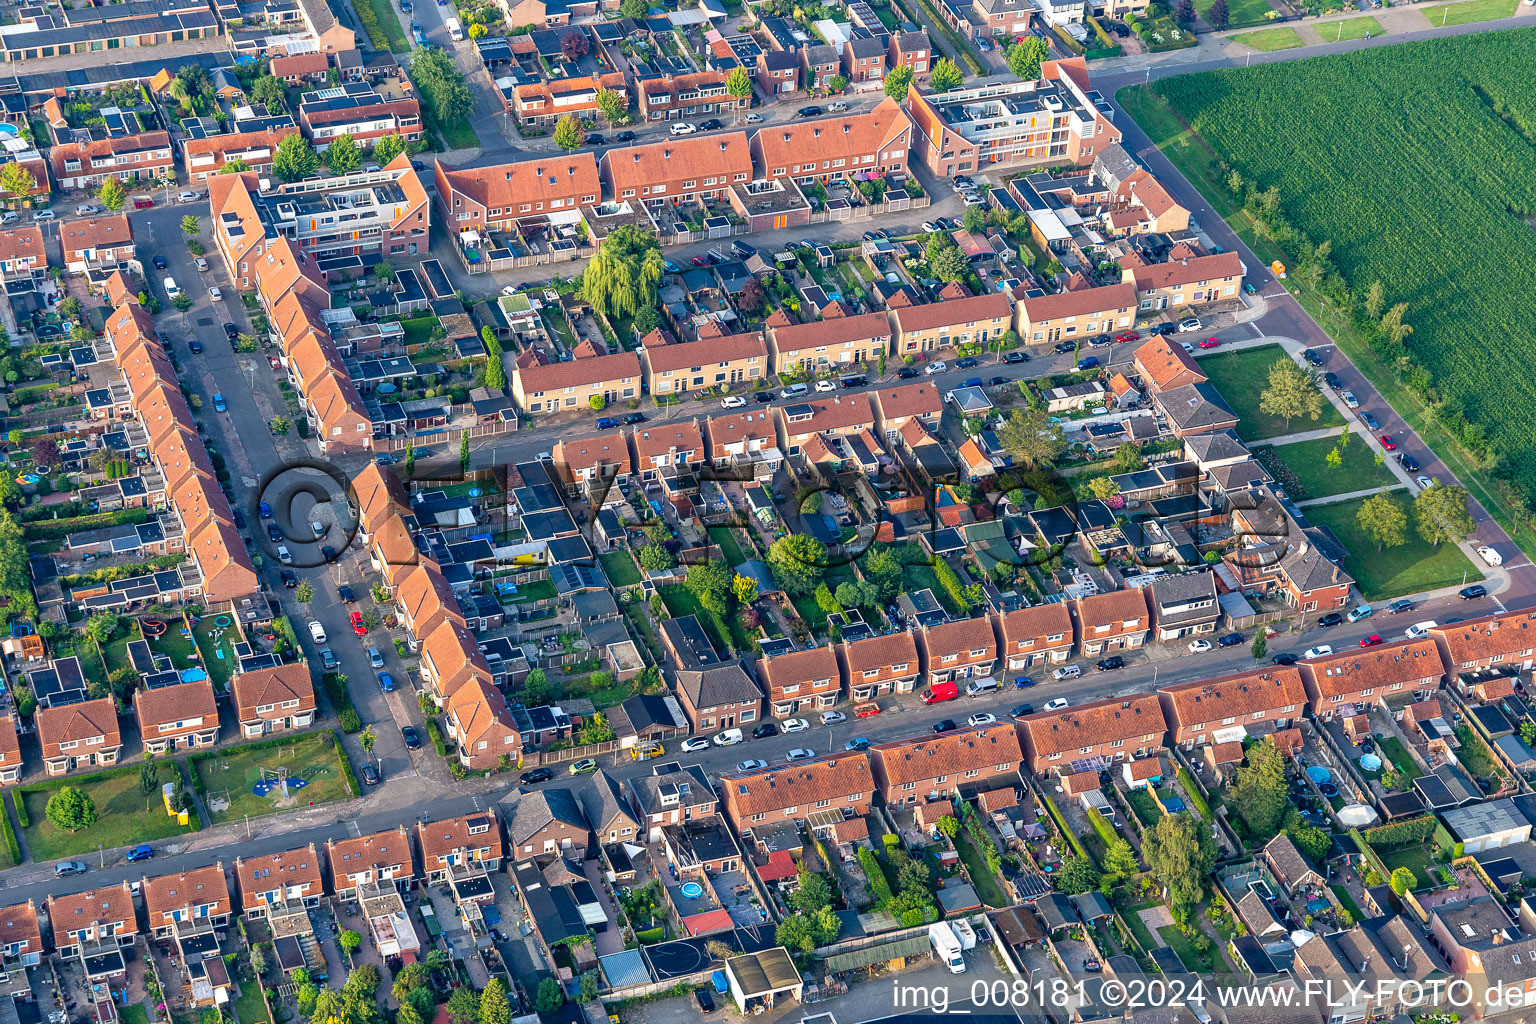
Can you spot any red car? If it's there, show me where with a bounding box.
[1199,337,1221,349]
[1114,331,1140,343]
[1379,435,1396,451]
[350,611,367,636]
[691,256,708,266]
[1359,634,1383,648]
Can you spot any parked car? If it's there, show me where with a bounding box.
[1379,434,1396,451]
[1077,356,1100,370]
[699,118,723,131]
[188,339,203,353]
[1315,612,1343,628]
[208,285,222,300]
[176,191,199,203]
[1051,665,1081,680]
[1271,653,1298,666]
[55,861,88,877]
[350,610,367,635]
[1303,349,1323,365]
[1096,655,1124,671]
[153,254,168,270]
[1460,584,1489,600]
[962,377,984,389]
[820,710,846,726]
[669,122,698,135]
[925,360,947,375]
[1325,372,1342,389]
[898,367,920,378]
[680,737,710,752]
[1388,599,1415,613]
[126,844,154,863]
[786,748,815,761]
[276,545,292,564]
[31,209,54,222]
[956,356,978,369]
[520,767,554,784]
[1114,331,1140,343]
[1013,676,1035,688]
[622,412,646,424]
[212,393,226,412]
[1004,351,1029,364]
[266,523,283,542]
[615,130,635,142]
[1011,703,1034,717]
[163,277,180,298]
[1361,412,1380,431]
[377,672,395,692]
[1347,604,1373,623]
[582,133,605,146]
[967,712,996,727]
[1358,635,1383,648]
[1054,340,1078,354]
[712,729,744,746]
[1187,638,1213,653]
[1218,632,1246,647]
[752,723,777,739]
[1398,453,1419,472]
[368,646,384,668]
[1417,475,1438,489]
[1199,337,1221,349]
[783,718,810,733]
[568,758,598,774]
[401,726,422,750]
[737,759,768,772]
[320,649,338,671]
[596,416,619,429]
[1177,318,1203,333]
[360,763,380,785]
[1042,698,1070,712]
[1477,545,1503,566]
[814,380,836,392]
[844,736,871,751]
[931,719,956,733]
[338,584,355,603]
[1303,645,1334,659]
[1341,390,1359,408]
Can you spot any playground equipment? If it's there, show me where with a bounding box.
[140,619,167,637]
[161,782,190,826]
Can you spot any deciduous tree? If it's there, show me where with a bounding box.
[999,406,1067,470]
[595,89,628,124]
[553,114,584,150]
[325,132,361,175]
[272,133,319,182]
[579,225,666,319]
[1358,491,1408,552]
[766,534,827,595]
[1141,811,1216,910]
[929,58,963,92]
[726,66,752,98]
[0,163,36,200]
[97,176,126,212]
[1259,357,1323,429]
[1007,36,1048,81]
[1230,740,1287,839]
[561,30,589,62]
[883,66,914,100]
[1207,0,1229,27]
[1415,483,1476,547]
[372,134,407,165]
[46,785,97,831]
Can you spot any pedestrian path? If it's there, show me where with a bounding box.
[1295,483,1405,507]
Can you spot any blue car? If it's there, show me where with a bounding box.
[126,844,153,863]
[596,416,619,430]
[212,393,226,412]
[378,672,395,692]
[258,501,273,519]
[1077,356,1100,370]
[962,377,983,389]
[1013,676,1035,689]
[844,736,871,751]
[663,260,681,273]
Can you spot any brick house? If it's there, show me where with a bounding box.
[758,645,843,718]
[870,723,1023,805]
[1157,667,1308,748]
[999,603,1075,669]
[59,216,135,276]
[641,332,768,395]
[894,293,1014,355]
[1018,694,1167,774]
[416,812,503,883]
[918,617,999,685]
[0,714,20,785]
[37,698,121,776]
[719,752,875,830]
[840,632,921,699]
[598,133,753,206]
[142,865,232,938]
[675,662,763,731]
[578,770,640,845]
[1431,611,1536,677]
[326,826,416,900]
[627,763,718,843]
[446,678,522,771]
[1014,283,1137,348]
[757,51,801,94]
[501,788,589,863]
[632,421,705,480]
[232,663,317,738]
[512,351,643,413]
[1146,572,1220,641]
[47,885,137,957]
[433,154,600,241]
[871,382,942,438]
[637,71,747,122]
[0,901,42,977]
[1299,639,1446,720]
[842,36,886,82]
[1073,589,1150,655]
[750,98,912,185]
[1124,251,1243,312]
[235,845,324,917]
[767,311,892,376]
[1132,335,1207,393]
[135,679,220,754]
[887,30,931,73]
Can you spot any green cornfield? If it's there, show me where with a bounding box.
[1154,29,1536,492]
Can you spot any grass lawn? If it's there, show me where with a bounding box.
[147,618,199,667]
[506,578,557,604]
[1230,26,1303,49]
[1378,844,1436,889]
[1259,434,1399,500]
[357,0,408,50]
[191,614,237,691]
[1197,346,1345,440]
[1198,0,1274,26]
[598,550,641,587]
[1421,0,1516,24]
[1317,15,1383,39]
[706,526,750,568]
[231,984,269,1024]
[1302,496,1479,600]
[659,585,743,653]
[1119,904,1160,954]
[400,316,438,349]
[1157,923,1222,972]
[1374,735,1422,782]
[19,762,199,860]
[1330,884,1364,922]
[121,1005,151,1024]
[1126,787,1163,827]
[954,828,1010,907]
[192,732,355,825]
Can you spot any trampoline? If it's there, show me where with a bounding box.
[1318,782,1339,798]
[214,616,231,627]
[1306,766,1332,784]
[141,619,167,637]
[679,882,703,899]
[468,488,482,498]
[1360,753,1383,772]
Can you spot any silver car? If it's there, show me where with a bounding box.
[368,646,384,669]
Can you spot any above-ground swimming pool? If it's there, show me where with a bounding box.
[679,882,703,898]
[1306,765,1332,784]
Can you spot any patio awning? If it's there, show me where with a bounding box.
[825,935,930,973]
[1213,725,1248,744]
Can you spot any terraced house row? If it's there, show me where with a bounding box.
[350,464,521,770]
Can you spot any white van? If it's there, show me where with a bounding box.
[965,677,999,697]
[163,277,180,298]
[445,15,463,39]
[712,728,743,747]
[1404,620,1437,640]
[1477,545,1503,567]
[780,383,809,399]
[307,620,327,644]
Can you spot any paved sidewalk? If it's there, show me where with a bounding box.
[1295,483,1406,507]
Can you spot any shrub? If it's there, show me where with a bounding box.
[1365,816,1436,848]
[1085,806,1117,848]
[337,707,362,734]
[1041,793,1088,860]
[12,792,27,828]
[0,795,19,863]
[857,846,893,907]
[337,750,361,796]
[1177,766,1211,819]
[426,718,448,756]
